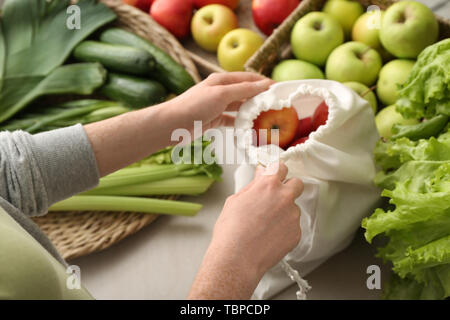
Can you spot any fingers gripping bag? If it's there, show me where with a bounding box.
[233,80,381,299]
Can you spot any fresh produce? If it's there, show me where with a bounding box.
[392,114,449,141]
[253,107,299,148]
[0,100,131,134]
[0,0,116,124]
[363,129,450,299]
[289,136,309,147]
[150,0,194,39]
[322,0,364,38]
[290,12,344,67]
[252,0,300,36]
[352,11,384,50]
[123,0,153,11]
[0,63,107,125]
[351,10,393,62]
[376,59,415,106]
[312,101,329,131]
[380,1,438,59]
[85,175,217,196]
[100,28,195,94]
[50,196,203,216]
[73,41,155,76]
[296,117,314,139]
[375,105,419,139]
[217,28,264,71]
[396,39,450,119]
[343,82,377,113]
[194,0,240,10]
[271,60,324,82]
[191,4,238,52]
[363,37,449,300]
[100,73,167,108]
[53,141,222,216]
[325,42,382,86]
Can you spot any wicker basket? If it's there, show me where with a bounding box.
[245,0,450,76]
[33,0,201,261]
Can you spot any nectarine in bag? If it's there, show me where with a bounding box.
[234,80,381,299]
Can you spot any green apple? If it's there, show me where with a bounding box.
[380,0,439,59]
[322,0,364,38]
[377,59,415,106]
[343,81,377,113]
[375,104,418,139]
[217,28,264,71]
[352,11,383,49]
[325,41,382,86]
[290,12,344,67]
[272,59,325,81]
[191,4,238,52]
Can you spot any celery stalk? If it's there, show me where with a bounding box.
[96,164,194,190]
[49,196,202,216]
[84,176,215,196]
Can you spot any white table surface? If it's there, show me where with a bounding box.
[58,0,450,300]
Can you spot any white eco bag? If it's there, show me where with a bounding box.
[234,80,381,299]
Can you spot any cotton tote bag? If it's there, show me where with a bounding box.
[234,80,381,299]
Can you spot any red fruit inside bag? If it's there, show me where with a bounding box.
[289,136,309,147]
[296,116,313,139]
[312,101,329,131]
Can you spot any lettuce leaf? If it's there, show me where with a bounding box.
[396,39,450,119]
[363,129,450,299]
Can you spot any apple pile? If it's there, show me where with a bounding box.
[271,0,440,139]
[123,0,300,72]
[253,102,328,149]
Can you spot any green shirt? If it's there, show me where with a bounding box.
[0,206,93,299]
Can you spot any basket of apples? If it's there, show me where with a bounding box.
[246,0,449,139]
[123,0,303,76]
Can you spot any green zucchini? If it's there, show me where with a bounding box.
[100,28,195,94]
[73,41,155,76]
[100,73,167,108]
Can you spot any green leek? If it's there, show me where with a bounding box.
[0,0,116,123]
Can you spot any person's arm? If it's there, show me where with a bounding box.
[0,72,271,216]
[0,125,99,217]
[84,72,273,177]
[188,163,303,299]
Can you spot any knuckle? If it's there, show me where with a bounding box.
[207,72,221,82]
[278,162,288,171]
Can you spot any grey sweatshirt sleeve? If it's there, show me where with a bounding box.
[0,124,100,217]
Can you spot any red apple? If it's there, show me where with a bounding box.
[151,0,193,38]
[289,136,309,147]
[194,0,240,10]
[123,0,153,12]
[296,117,313,138]
[252,0,300,36]
[253,107,299,148]
[312,101,329,131]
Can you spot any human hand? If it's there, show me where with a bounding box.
[188,162,303,299]
[168,72,273,131]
